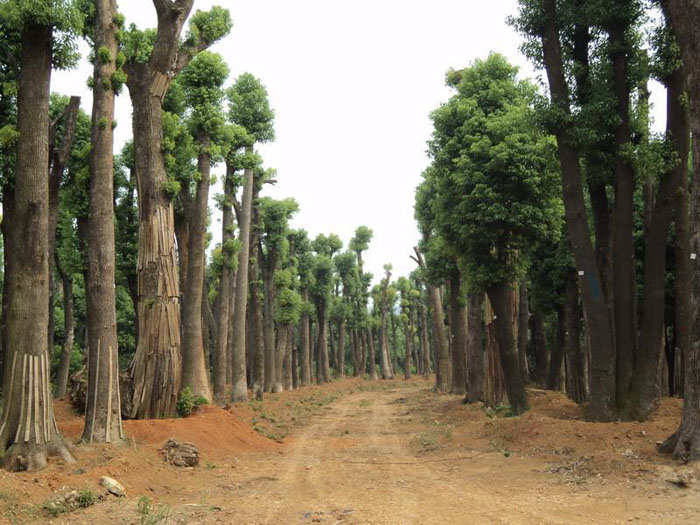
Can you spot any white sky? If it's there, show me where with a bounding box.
[52,1,666,284]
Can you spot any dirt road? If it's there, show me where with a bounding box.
[7,380,700,524]
[190,384,700,524]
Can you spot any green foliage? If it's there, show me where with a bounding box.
[179,50,229,142]
[228,72,275,143]
[425,53,562,291]
[176,387,208,417]
[121,25,156,64]
[183,6,232,50]
[349,226,373,257]
[0,0,84,69]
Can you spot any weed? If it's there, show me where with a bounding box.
[137,496,170,525]
[484,404,515,418]
[359,399,372,407]
[177,387,208,417]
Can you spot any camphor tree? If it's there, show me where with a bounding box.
[227,72,275,402]
[0,0,82,470]
[513,0,690,421]
[311,234,342,383]
[124,2,231,419]
[259,197,299,392]
[333,250,357,378]
[178,50,230,402]
[427,54,562,414]
[659,0,700,462]
[82,0,126,443]
[413,174,451,392]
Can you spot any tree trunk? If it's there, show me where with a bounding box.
[213,175,235,403]
[54,261,74,398]
[465,292,485,403]
[338,318,346,378]
[300,291,311,386]
[82,0,124,444]
[263,267,277,392]
[404,320,413,379]
[180,143,213,401]
[530,314,548,386]
[419,297,431,378]
[0,23,75,470]
[517,281,529,382]
[564,274,587,403]
[292,328,299,389]
[540,0,616,420]
[658,0,700,460]
[250,245,265,400]
[486,283,528,415]
[273,324,289,392]
[546,306,565,391]
[48,96,80,360]
[627,54,690,419]
[484,295,505,407]
[379,309,392,379]
[449,275,467,395]
[367,327,378,380]
[229,165,252,400]
[609,22,638,411]
[127,89,181,420]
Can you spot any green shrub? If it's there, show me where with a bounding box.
[176,387,208,417]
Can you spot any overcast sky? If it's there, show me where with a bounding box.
[52,1,665,284]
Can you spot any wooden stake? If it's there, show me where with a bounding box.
[89,339,101,443]
[0,352,18,436]
[105,346,113,443]
[23,356,33,443]
[33,356,41,444]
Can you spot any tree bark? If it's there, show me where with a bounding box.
[419,295,431,378]
[517,281,529,382]
[627,53,690,419]
[486,283,528,415]
[366,326,378,380]
[125,0,201,419]
[180,142,213,401]
[48,96,80,360]
[250,244,265,400]
[465,292,485,403]
[658,0,700,460]
[546,306,565,391]
[213,174,235,403]
[0,23,75,470]
[564,273,587,403]
[54,260,74,398]
[231,164,254,401]
[300,290,311,386]
[337,318,346,378]
[540,0,616,420]
[82,0,124,444]
[449,274,467,395]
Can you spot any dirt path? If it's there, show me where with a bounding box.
[6,380,700,524]
[197,384,700,524]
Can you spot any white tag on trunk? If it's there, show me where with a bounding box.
[578,270,585,276]
[691,253,697,260]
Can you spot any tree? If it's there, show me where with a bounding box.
[513,0,688,421]
[178,50,229,402]
[124,2,231,419]
[259,197,299,391]
[375,265,395,379]
[658,0,700,462]
[333,250,357,378]
[0,0,82,470]
[228,72,274,402]
[427,54,562,414]
[311,234,341,383]
[414,175,451,392]
[82,0,125,443]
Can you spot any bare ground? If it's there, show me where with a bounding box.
[1,378,699,524]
